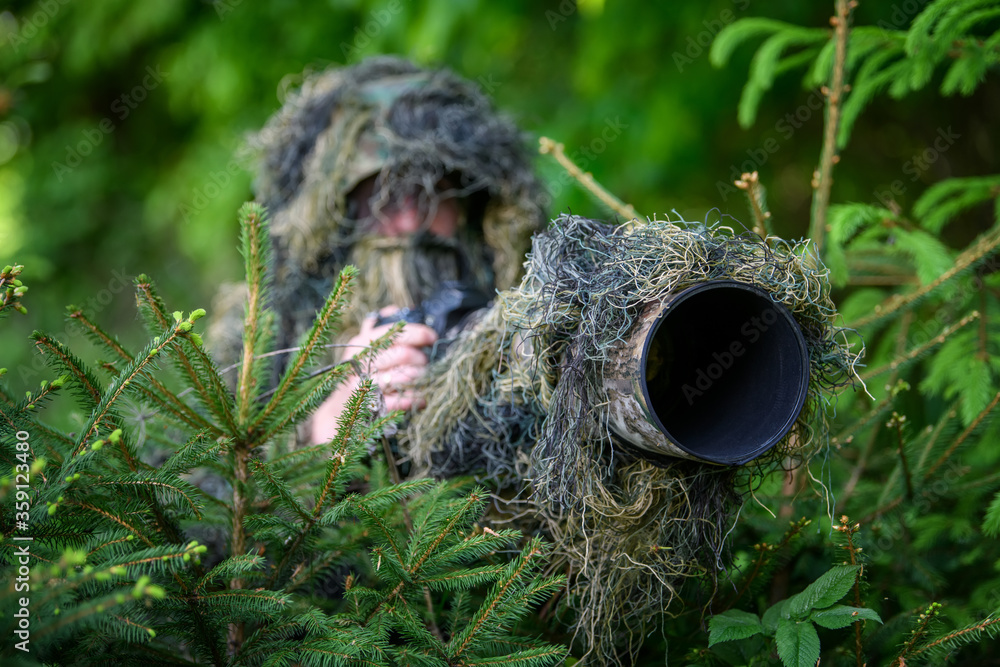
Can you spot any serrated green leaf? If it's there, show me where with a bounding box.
[787,565,860,617]
[708,609,764,646]
[775,618,820,667]
[762,598,790,632]
[810,605,882,629]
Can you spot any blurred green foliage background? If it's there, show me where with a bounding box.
[0,0,996,393]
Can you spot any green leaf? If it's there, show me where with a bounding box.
[762,598,790,632]
[708,609,764,646]
[775,618,821,667]
[786,565,860,617]
[810,605,883,629]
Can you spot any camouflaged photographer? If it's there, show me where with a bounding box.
[209,56,859,665]
[208,56,546,439]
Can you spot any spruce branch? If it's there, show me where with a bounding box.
[135,277,210,403]
[265,380,393,590]
[887,412,914,499]
[67,306,132,360]
[253,265,357,431]
[249,458,310,521]
[68,307,219,434]
[925,389,1000,477]
[32,332,104,408]
[92,474,204,519]
[891,602,943,666]
[835,515,866,667]
[734,171,772,239]
[73,326,188,461]
[859,310,980,381]
[406,490,486,576]
[719,517,811,610]
[912,614,1000,658]
[449,537,554,659]
[134,276,238,433]
[810,0,854,254]
[0,263,28,317]
[67,501,156,547]
[237,203,273,427]
[312,379,377,517]
[849,225,1000,329]
[258,367,349,440]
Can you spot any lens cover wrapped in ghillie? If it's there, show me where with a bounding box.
[246,56,545,356]
[405,213,861,663]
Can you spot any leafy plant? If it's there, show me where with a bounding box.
[709,564,881,667]
[0,203,566,666]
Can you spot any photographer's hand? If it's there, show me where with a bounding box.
[310,308,437,444]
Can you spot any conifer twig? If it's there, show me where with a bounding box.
[237,203,271,428]
[734,171,771,239]
[379,433,443,641]
[888,412,914,499]
[835,515,865,667]
[850,226,1000,329]
[891,602,942,666]
[70,308,219,434]
[809,0,853,253]
[539,137,639,220]
[925,390,1000,477]
[912,615,1000,656]
[859,311,980,381]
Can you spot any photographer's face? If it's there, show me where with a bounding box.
[339,174,487,337]
[349,175,462,239]
[378,194,460,238]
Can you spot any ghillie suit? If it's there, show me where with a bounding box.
[405,214,861,664]
[209,56,546,372]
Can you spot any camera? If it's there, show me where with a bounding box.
[374,281,492,360]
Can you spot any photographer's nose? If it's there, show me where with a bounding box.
[379,195,460,238]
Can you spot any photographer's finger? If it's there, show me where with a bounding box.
[359,306,400,335]
[383,390,426,412]
[372,365,424,392]
[394,323,437,348]
[372,346,428,371]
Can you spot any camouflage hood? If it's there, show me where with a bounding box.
[248,56,546,337]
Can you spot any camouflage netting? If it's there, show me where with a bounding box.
[209,56,546,371]
[404,213,861,663]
